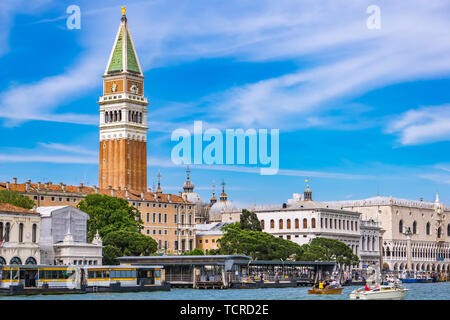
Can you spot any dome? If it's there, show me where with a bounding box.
[182,191,202,205]
[182,179,194,192]
[209,199,236,221]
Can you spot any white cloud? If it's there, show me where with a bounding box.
[1,0,450,136]
[386,105,450,145]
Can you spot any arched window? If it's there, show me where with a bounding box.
[312,218,316,228]
[325,218,328,228]
[329,219,332,229]
[105,113,109,123]
[334,219,337,229]
[261,220,265,230]
[0,257,6,265]
[139,112,142,123]
[347,220,349,230]
[128,110,131,122]
[118,111,122,121]
[320,218,323,228]
[9,257,22,265]
[426,222,430,235]
[295,219,299,229]
[399,220,403,233]
[447,224,450,236]
[355,221,358,231]
[18,223,23,243]
[287,219,291,229]
[270,220,274,229]
[0,222,3,241]
[413,221,417,234]
[279,219,283,229]
[303,218,307,229]
[437,227,441,238]
[25,257,37,265]
[338,219,341,229]
[351,221,354,231]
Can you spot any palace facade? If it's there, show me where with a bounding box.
[325,194,450,274]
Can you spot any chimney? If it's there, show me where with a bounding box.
[26,180,31,192]
[45,182,50,190]
[125,186,129,199]
[141,192,145,200]
[94,185,99,193]
[111,188,115,197]
[12,177,17,184]
[37,182,41,191]
[179,192,182,196]
[117,186,121,191]
[78,183,84,193]
[6,181,10,190]
[60,182,66,192]
[168,194,171,202]
[153,194,157,201]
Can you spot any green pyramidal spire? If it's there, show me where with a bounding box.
[105,10,143,75]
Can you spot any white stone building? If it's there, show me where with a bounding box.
[0,203,40,265]
[36,206,103,266]
[221,187,384,268]
[324,193,450,274]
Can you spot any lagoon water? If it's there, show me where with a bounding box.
[1,282,449,300]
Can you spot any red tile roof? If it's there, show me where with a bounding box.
[0,202,38,214]
[0,181,190,204]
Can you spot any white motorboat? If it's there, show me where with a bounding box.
[349,284,408,300]
[349,264,408,300]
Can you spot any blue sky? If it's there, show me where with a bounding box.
[1,0,450,206]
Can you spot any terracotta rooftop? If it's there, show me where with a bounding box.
[0,181,190,204]
[0,202,38,214]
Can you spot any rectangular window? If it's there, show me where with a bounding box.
[164,214,167,223]
[41,196,45,201]
[153,213,156,223]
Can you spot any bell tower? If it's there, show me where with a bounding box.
[98,7,148,192]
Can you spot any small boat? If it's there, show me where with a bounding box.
[308,287,343,295]
[350,264,408,300]
[349,284,408,300]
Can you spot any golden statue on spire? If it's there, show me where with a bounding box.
[121,6,126,16]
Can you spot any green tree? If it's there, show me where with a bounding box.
[240,209,262,231]
[77,194,142,241]
[299,237,359,270]
[182,248,204,256]
[0,190,35,209]
[102,245,123,265]
[217,223,303,260]
[102,230,157,259]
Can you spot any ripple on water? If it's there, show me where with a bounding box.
[1,282,449,300]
